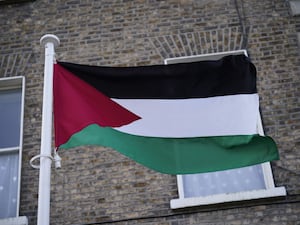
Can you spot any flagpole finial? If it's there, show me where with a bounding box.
[40,34,60,47]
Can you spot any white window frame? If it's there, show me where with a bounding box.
[164,50,286,209]
[0,76,25,219]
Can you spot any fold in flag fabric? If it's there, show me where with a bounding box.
[53,55,279,174]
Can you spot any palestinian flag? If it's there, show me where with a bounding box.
[53,55,279,174]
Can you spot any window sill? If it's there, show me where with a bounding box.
[170,186,286,209]
[0,216,28,225]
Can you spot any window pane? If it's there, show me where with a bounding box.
[182,164,266,198]
[0,152,19,218]
[0,89,22,148]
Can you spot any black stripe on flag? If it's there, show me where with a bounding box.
[58,55,257,99]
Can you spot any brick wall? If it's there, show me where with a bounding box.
[0,0,300,224]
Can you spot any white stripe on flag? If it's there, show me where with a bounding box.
[113,94,259,138]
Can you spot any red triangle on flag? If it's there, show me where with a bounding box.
[53,63,141,147]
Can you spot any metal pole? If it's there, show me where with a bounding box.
[38,34,60,225]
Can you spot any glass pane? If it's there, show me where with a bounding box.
[182,164,266,198]
[0,89,22,148]
[0,151,19,218]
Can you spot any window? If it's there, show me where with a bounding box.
[164,50,286,209]
[288,0,300,16]
[0,76,25,219]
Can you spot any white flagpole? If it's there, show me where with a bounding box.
[38,34,60,225]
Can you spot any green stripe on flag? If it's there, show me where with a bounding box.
[60,124,279,174]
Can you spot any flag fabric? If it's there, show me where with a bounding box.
[53,55,279,174]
